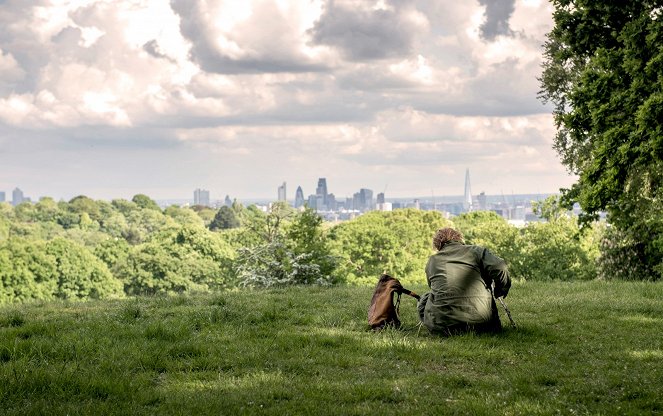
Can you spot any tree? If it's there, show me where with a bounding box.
[69,195,101,221]
[131,194,161,211]
[209,206,240,230]
[164,205,205,227]
[45,238,124,300]
[118,225,235,295]
[190,205,216,226]
[328,209,451,285]
[234,203,335,287]
[540,1,663,279]
[531,195,567,222]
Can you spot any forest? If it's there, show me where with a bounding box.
[0,193,652,304]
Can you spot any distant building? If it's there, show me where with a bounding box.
[352,188,374,212]
[277,182,287,202]
[224,195,232,206]
[294,186,305,208]
[377,192,385,204]
[0,191,5,203]
[377,202,392,211]
[307,194,317,210]
[12,187,24,206]
[477,191,487,211]
[316,178,328,210]
[193,188,210,206]
[463,168,473,212]
[327,193,337,211]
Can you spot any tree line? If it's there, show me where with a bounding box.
[0,193,655,303]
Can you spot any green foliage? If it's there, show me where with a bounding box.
[93,238,131,274]
[122,209,174,245]
[531,195,567,222]
[0,238,57,303]
[44,238,124,300]
[0,238,122,303]
[209,206,240,230]
[597,225,654,281]
[68,195,102,221]
[164,205,205,227]
[131,194,161,211]
[119,226,235,296]
[518,219,596,281]
[540,1,663,279]
[329,209,451,285]
[453,211,520,262]
[235,204,336,287]
[190,205,216,226]
[286,207,337,280]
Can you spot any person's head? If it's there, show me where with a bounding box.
[432,227,464,251]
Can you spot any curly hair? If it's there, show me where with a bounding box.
[432,227,464,251]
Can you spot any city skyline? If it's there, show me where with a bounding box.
[1,1,576,201]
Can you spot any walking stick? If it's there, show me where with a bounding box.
[497,297,516,328]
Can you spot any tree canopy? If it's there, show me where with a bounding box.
[540,0,663,279]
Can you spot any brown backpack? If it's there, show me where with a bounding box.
[368,274,420,330]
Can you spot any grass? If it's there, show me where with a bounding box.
[1,280,662,415]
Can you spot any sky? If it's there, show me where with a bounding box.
[0,0,576,202]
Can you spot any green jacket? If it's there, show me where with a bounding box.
[418,242,511,333]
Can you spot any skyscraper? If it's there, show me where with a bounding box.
[278,182,287,202]
[12,187,24,206]
[316,178,328,208]
[463,168,473,212]
[477,191,487,211]
[294,186,305,208]
[352,188,374,212]
[194,188,210,206]
[0,191,5,203]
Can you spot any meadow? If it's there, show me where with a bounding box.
[1,281,662,415]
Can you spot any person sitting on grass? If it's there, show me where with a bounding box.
[418,227,511,336]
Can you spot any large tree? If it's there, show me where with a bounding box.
[540,1,663,279]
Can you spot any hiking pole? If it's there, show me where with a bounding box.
[497,297,516,329]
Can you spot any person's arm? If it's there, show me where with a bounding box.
[480,248,511,298]
[424,256,434,288]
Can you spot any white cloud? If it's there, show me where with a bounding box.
[0,0,574,199]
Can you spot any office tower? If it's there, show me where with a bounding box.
[463,168,473,212]
[327,193,336,211]
[477,191,487,211]
[316,178,328,208]
[278,182,287,202]
[376,192,385,204]
[224,195,232,206]
[0,191,5,203]
[12,187,24,206]
[307,194,317,210]
[352,188,374,212]
[294,186,305,208]
[360,188,373,211]
[194,188,210,206]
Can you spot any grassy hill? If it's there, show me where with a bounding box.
[1,281,662,415]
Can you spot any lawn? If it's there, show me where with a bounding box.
[1,281,662,415]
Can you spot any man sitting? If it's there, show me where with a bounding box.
[418,227,511,335]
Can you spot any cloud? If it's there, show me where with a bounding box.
[478,0,516,40]
[170,0,331,74]
[0,0,574,200]
[309,0,428,61]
